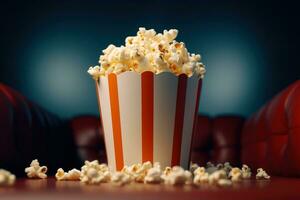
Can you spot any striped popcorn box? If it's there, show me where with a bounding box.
[95,71,202,171]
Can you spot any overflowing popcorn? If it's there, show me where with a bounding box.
[256,168,270,180]
[88,27,206,79]
[25,159,47,179]
[0,169,16,186]
[55,168,81,181]
[80,160,111,184]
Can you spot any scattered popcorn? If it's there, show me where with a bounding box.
[88,27,206,79]
[55,168,81,181]
[229,167,242,182]
[111,172,132,186]
[189,163,199,174]
[80,160,110,184]
[144,164,162,184]
[208,170,227,185]
[193,167,209,185]
[49,160,266,187]
[121,161,153,183]
[162,166,192,185]
[217,179,232,186]
[241,164,251,179]
[25,159,47,179]
[55,168,65,181]
[256,168,270,180]
[0,169,16,186]
[206,162,218,174]
[121,163,141,178]
[135,161,153,182]
[194,173,210,185]
[223,162,232,176]
[216,163,224,170]
[194,167,206,176]
[162,166,172,177]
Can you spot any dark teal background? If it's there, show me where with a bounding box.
[0,0,299,118]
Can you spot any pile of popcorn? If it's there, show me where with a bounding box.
[0,159,271,187]
[88,27,206,79]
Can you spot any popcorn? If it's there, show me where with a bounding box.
[193,167,209,185]
[241,164,251,179]
[67,169,80,180]
[206,162,214,168]
[88,27,206,79]
[194,167,206,176]
[206,162,218,174]
[256,168,270,180]
[55,168,65,180]
[37,159,263,187]
[229,167,242,182]
[87,66,105,80]
[118,161,158,184]
[216,163,224,170]
[189,163,199,174]
[121,163,141,176]
[144,163,162,184]
[162,166,192,185]
[208,170,227,184]
[193,164,237,186]
[55,168,81,181]
[223,162,232,175]
[25,159,47,179]
[132,161,152,183]
[111,172,132,186]
[194,173,210,185]
[217,179,232,186]
[80,160,110,184]
[162,166,172,177]
[0,169,16,186]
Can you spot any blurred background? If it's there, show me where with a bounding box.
[0,0,299,119]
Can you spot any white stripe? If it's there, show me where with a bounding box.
[153,73,178,169]
[117,72,142,166]
[98,77,116,171]
[180,76,200,169]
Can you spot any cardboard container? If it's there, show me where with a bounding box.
[95,71,202,171]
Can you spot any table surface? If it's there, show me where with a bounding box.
[1,177,300,200]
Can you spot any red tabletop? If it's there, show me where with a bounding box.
[0,177,300,200]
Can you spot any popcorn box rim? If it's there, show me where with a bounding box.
[96,71,202,80]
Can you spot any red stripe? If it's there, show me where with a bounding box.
[171,74,188,166]
[108,74,124,171]
[188,79,202,168]
[141,72,154,162]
